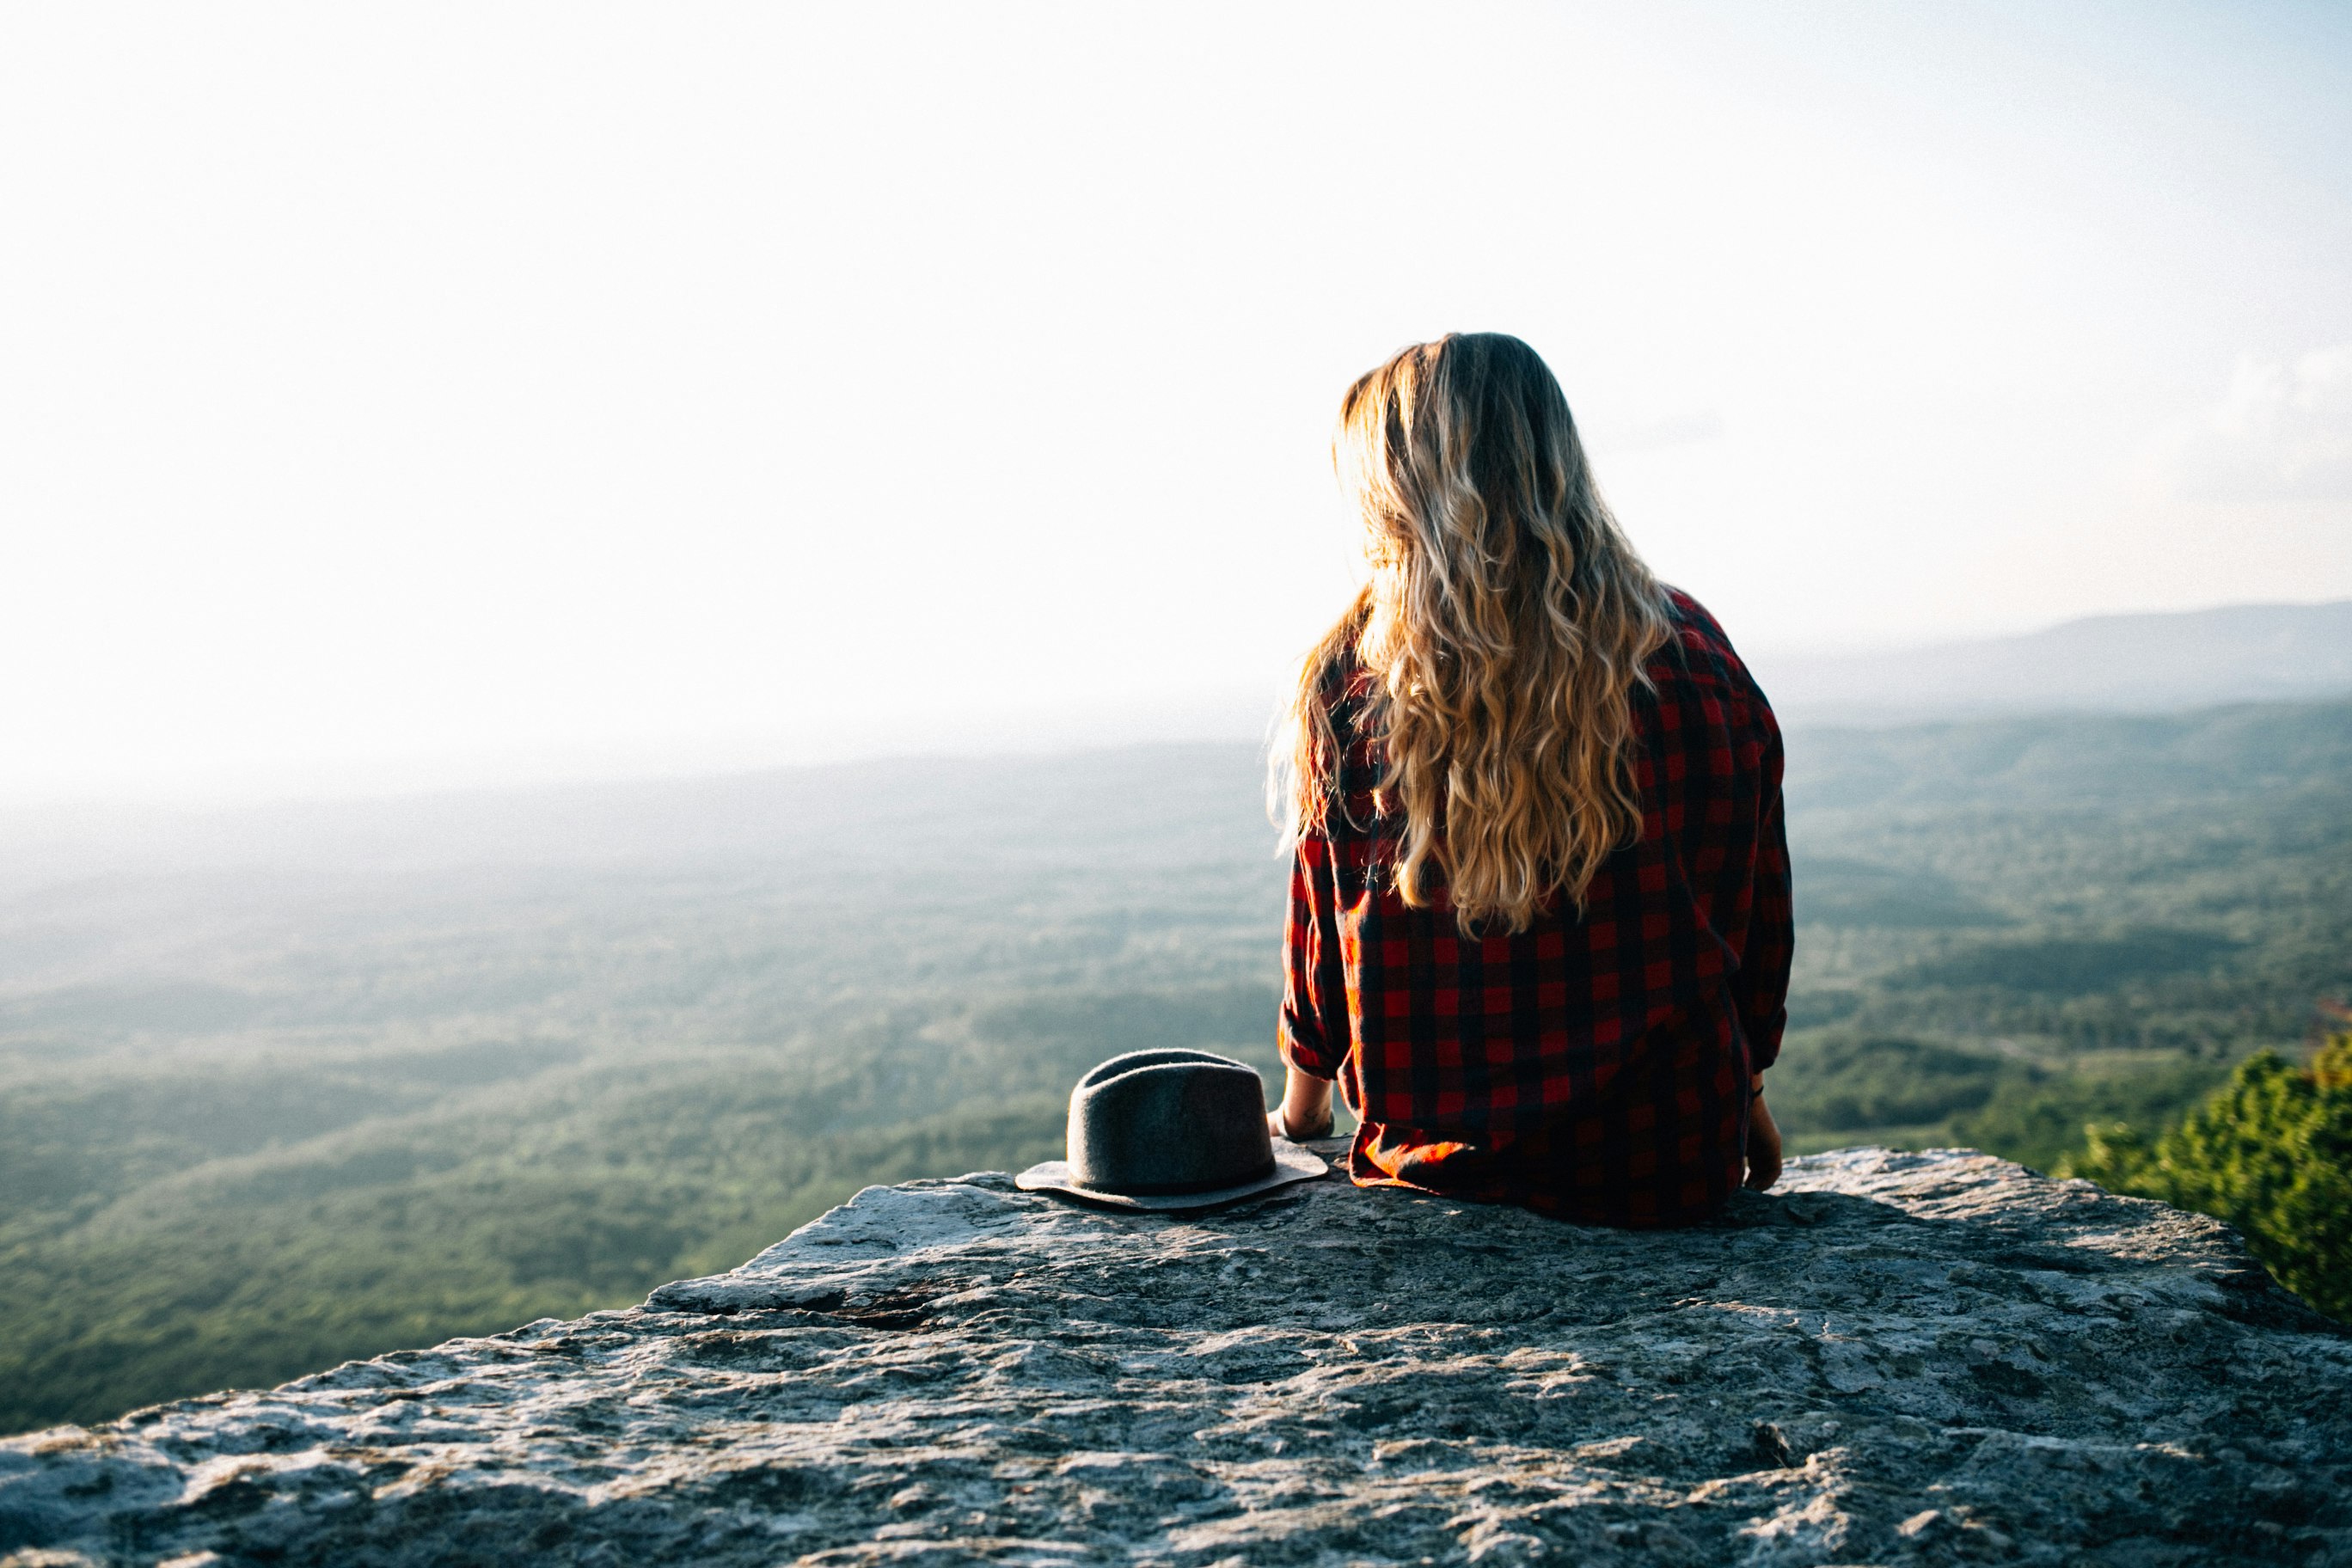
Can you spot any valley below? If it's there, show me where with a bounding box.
[3,697,2348,1435]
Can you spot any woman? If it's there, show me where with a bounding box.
[1270,333,1792,1228]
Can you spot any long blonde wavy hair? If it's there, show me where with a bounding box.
[1276,333,1672,933]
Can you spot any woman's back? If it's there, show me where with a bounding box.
[1279,588,1791,1227]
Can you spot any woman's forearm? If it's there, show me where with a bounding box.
[1272,1065,1335,1141]
[1745,1076,1781,1191]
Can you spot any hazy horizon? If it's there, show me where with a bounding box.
[0,599,2335,836]
[0,594,2345,814]
[6,2,2349,807]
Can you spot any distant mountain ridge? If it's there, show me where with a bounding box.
[7,693,2348,896]
[1754,600,2352,726]
[4,604,2346,885]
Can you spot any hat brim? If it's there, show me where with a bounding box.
[1014,1142,1331,1214]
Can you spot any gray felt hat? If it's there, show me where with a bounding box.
[1015,1049,1329,1213]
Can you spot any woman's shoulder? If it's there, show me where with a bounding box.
[1651,587,1775,717]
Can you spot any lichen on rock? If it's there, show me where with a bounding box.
[3,1146,2349,1565]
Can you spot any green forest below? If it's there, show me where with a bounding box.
[3,695,2349,1435]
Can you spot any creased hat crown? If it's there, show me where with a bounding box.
[1067,1049,1276,1197]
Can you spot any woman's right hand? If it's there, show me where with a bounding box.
[1745,1091,1783,1191]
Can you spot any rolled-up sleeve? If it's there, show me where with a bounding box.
[1278,833,1350,1081]
[1732,724,1793,1074]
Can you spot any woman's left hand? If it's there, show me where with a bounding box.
[1270,1066,1335,1142]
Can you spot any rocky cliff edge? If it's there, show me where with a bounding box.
[3,1147,2349,1566]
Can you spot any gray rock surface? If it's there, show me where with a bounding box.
[3,1146,2349,1566]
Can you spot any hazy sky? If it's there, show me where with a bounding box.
[5,1,2349,804]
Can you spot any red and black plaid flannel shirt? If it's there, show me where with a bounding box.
[1279,589,1792,1228]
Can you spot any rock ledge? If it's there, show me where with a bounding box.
[3,1147,2349,1566]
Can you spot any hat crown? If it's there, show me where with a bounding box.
[1066,1049,1277,1197]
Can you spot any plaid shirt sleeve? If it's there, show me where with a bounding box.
[1279,830,1351,1081]
[1732,718,1793,1074]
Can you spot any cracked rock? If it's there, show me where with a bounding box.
[3,1147,2349,1565]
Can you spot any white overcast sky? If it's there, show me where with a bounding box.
[4,1,2349,805]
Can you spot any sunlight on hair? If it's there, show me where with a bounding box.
[1275,334,1670,933]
